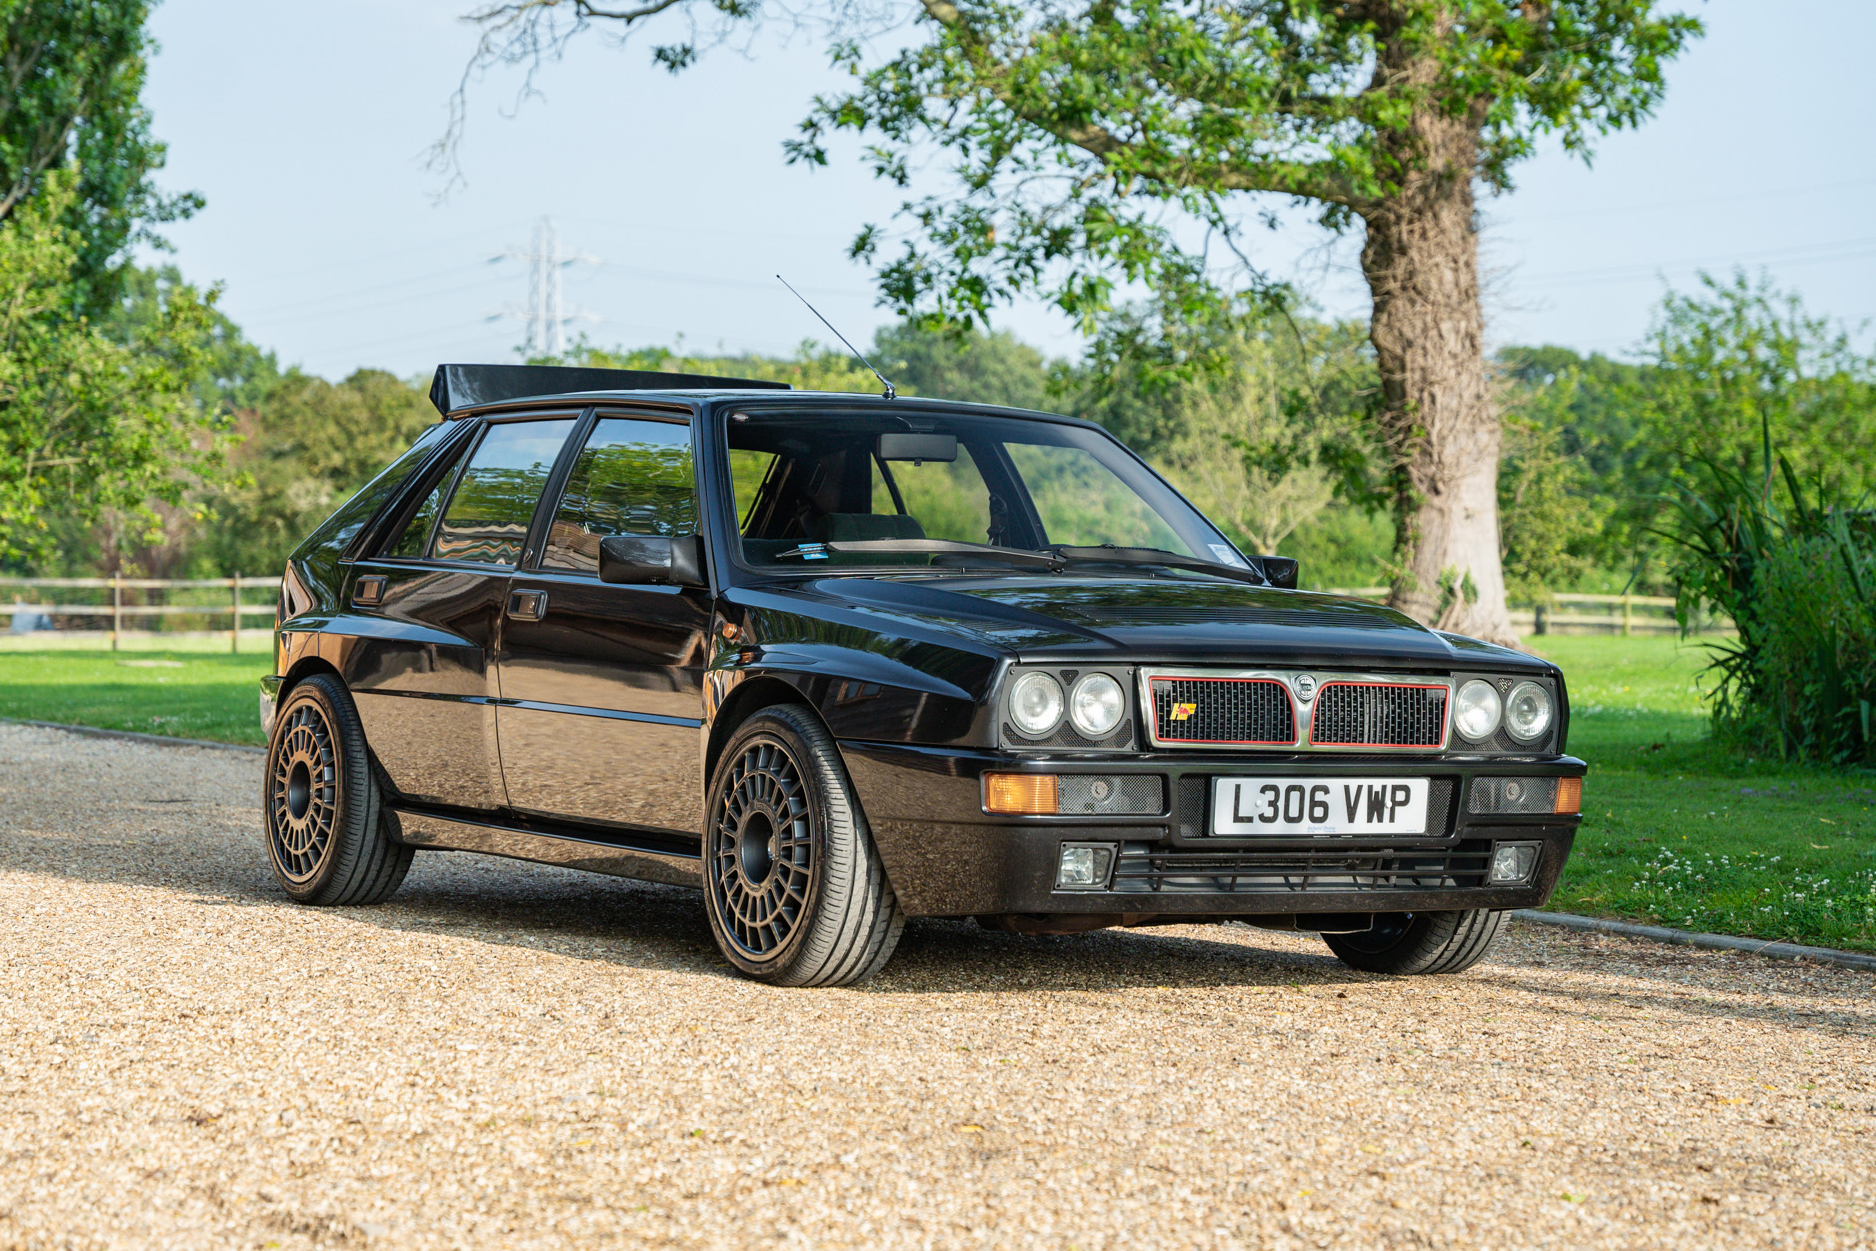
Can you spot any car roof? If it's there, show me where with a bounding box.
[451,388,1106,433]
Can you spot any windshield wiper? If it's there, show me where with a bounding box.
[1051,544,1272,586]
[776,539,1060,569]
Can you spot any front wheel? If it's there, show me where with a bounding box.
[702,705,904,986]
[1323,909,1506,975]
[263,673,412,905]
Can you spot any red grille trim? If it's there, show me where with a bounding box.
[1147,675,1299,746]
[1306,680,1451,750]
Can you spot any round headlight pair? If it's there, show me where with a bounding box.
[1454,679,1554,744]
[1009,671,1125,739]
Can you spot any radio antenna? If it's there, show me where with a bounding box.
[776,275,895,399]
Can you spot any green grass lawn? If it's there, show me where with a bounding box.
[1533,634,1876,953]
[3,634,1873,950]
[0,649,270,746]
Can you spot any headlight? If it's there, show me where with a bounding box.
[1454,679,1503,742]
[1069,673,1125,738]
[1008,672,1065,737]
[1505,681,1554,743]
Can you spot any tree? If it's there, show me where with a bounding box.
[0,170,222,565]
[197,369,436,576]
[1636,271,1876,503]
[453,0,1699,643]
[0,0,199,312]
[870,323,1052,411]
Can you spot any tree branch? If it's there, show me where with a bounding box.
[913,0,1368,208]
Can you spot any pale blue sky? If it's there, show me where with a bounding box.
[141,1,1876,380]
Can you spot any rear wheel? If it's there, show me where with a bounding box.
[1322,909,1506,975]
[702,705,904,986]
[264,673,412,905]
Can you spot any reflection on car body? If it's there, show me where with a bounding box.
[258,362,1587,985]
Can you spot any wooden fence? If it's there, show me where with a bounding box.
[0,575,277,651]
[1324,588,1722,635]
[0,575,1722,647]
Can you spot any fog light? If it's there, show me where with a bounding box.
[1488,842,1541,884]
[985,773,1058,815]
[1056,842,1117,890]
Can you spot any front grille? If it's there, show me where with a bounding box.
[1310,682,1448,748]
[1111,839,1492,894]
[1151,677,1295,745]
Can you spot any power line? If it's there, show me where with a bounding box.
[1517,234,1876,288]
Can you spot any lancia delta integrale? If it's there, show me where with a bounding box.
[260,363,1586,985]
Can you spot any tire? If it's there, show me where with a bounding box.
[263,672,413,906]
[702,704,905,986]
[1322,909,1507,975]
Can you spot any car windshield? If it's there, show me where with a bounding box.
[725,408,1244,574]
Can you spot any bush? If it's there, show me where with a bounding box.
[1665,422,1876,766]
[1748,528,1876,763]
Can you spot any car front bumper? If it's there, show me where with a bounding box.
[841,741,1585,920]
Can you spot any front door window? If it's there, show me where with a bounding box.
[541,417,696,574]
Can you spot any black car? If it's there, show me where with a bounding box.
[261,363,1586,985]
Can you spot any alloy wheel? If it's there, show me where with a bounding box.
[268,701,339,883]
[708,738,815,960]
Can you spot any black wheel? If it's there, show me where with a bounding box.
[264,673,412,905]
[702,705,904,986]
[1323,909,1507,975]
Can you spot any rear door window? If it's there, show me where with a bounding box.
[540,417,696,574]
[385,439,471,559]
[432,418,578,566]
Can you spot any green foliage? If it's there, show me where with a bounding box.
[0,0,200,312]
[0,171,224,566]
[1496,414,1603,602]
[1637,271,1876,501]
[1497,277,1876,597]
[196,369,436,576]
[1661,413,1876,768]
[777,0,1699,333]
[1139,315,1378,557]
[564,338,882,393]
[870,323,1051,410]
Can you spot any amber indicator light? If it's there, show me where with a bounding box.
[984,773,1059,815]
[1554,776,1582,815]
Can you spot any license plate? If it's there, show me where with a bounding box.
[1211,777,1429,836]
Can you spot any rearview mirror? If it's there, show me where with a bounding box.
[1260,556,1299,590]
[598,534,706,587]
[877,432,957,463]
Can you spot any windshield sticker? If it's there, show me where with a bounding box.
[1207,544,1241,566]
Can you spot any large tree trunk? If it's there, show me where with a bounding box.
[1359,88,1516,647]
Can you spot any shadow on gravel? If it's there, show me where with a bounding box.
[13,818,1868,1009]
[7,822,1371,991]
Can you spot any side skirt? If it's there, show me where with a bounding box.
[393,808,703,889]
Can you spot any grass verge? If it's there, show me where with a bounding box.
[1535,634,1876,953]
[0,650,270,747]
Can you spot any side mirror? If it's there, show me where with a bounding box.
[598,534,706,587]
[1259,556,1299,590]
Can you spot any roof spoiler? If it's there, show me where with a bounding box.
[428,363,791,416]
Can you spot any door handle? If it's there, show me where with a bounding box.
[352,575,386,607]
[507,588,548,621]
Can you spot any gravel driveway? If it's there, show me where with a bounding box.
[1,722,1871,1250]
